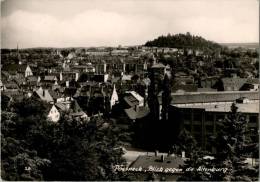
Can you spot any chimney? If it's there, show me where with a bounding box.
[104,63,107,73]
[75,72,79,81]
[60,72,63,81]
[182,151,185,158]
[66,81,69,88]
[155,150,158,157]
[37,76,40,83]
[123,63,126,73]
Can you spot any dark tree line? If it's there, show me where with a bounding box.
[145,32,222,50]
[1,98,133,181]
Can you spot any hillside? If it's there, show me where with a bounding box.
[144,32,222,50]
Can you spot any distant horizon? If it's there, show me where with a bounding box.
[1,41,259,50]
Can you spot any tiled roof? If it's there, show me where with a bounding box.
[44,75,57,81]
[55,102,67,111]
[26,76,38,82]
[152,63,165,68]
[246,78,259,84]
[124,94,139,107]
[222,77,247,91]
[4,82,19,89]
[48,90,60,99]
[124,107,150,120]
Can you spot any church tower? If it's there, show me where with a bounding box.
[16,43,22,65]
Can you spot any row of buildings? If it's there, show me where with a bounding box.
[1,46,259,150]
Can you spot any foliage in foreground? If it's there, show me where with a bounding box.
[1,98,131,181]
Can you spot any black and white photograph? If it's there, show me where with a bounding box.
[1,0,259,181]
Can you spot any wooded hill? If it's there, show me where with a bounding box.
[144,32,222,50]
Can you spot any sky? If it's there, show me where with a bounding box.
[1,0,259,48]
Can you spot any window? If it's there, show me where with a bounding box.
[184,114,191,121]
[184,124,191,132]
[206,113,214,121]
[193,113,202,121]
[206,125,214,133]
[193,125,202,132]
[249,115,257,123]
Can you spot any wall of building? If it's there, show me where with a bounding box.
[168,106,259,152]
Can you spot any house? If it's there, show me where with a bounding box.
[124,107,150,121]
[44,75,58,82]
[90,74,109,83]
[127,154,185,181]
[169,99,259,152]
[25,65,33,77]
[110,84,119,108]
[0,80,3,91]
[48,100,89,122]
[240,78,259,91]
[69,100,89,120]
[26,76,39,86]
[111,49,129,56]
[59,71,79,82]
[2,80,19,92]
[125,91,144,107]
[48,105,60,122]
[151,63,166,74]
[123,91,149,121]
[2,64,33,78]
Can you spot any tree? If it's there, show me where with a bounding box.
[211,103,259,181]
[1,111,51,181]
[177,129,212,181]
[2,98,131,181]
[212,78,224,91]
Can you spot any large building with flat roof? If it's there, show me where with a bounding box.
[167,92,259,152]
